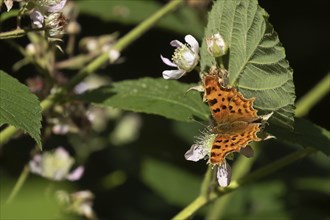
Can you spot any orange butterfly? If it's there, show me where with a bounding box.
[202,67,270,165]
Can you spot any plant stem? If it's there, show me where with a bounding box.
[0,0,184,145]
[0,27,44,40]
[172,196,207,220]
[0,28,26,39]
[5,165,30,204]
[206,147,259,219]
[173,147,316,219]
[295,73,330,117]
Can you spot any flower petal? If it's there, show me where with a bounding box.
[55,147,70,159]
[160,55,177,67]
[46,0,67,13]
[240,146,254,158]
[30,10,44,28]
[108,49,120,63]
[184,144,208,162]
[185,35,199,53]
[29,154,42,175]
[66,166,84,181]
[4,0,13,12]
[162,69,185,80]
[170,40,183,48]
[217,161,232,187]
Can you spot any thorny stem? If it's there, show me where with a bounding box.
[2,0,184,203]
[0,0,184,145]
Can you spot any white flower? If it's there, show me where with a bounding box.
[161,34,199,79]
[184,132,233,187]
[44,0,67,13]
[185,144,209,162]
[205,32,228,57]
[29,147,84,181]
[4,0,14,12]
[30,10,44,28]
[217,160,232,187]
[108,49,120,63]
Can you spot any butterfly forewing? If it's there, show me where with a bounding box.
[204,75,259,124]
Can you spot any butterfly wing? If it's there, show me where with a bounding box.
[203,75,259,124]
[209,123,261,165]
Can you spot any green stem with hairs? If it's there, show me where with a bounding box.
[295,73,330,117]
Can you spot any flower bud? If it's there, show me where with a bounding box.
[205,33,228,57]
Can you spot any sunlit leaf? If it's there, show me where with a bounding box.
[201,0,295,130]
[77,77,209,122]
[0,70,41,146]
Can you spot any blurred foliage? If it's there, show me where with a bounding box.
[0,0,329,220]
[1,178,75,219]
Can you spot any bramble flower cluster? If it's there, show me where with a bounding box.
[30,0,68,38]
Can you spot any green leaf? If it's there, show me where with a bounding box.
[77,0,204,38]
[201,0,295,130]
[0,70,42,146]
[77,77,209,122]
[141,158,201,206]
[269,118,330,156]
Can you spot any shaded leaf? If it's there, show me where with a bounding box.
[77,77,209,122]
[223,181,287,218]
[269,118,330,156]
[0,70,41,146]
[77,0,204,38]
[201,0,295,130]
[141,158,201,206]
